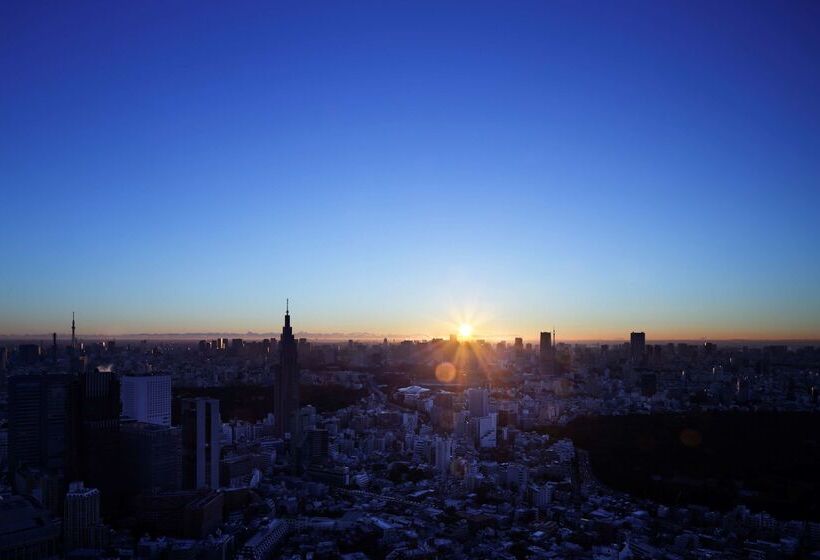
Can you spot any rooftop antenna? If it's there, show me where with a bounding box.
[286,298,289,314]
[71,312,76,351]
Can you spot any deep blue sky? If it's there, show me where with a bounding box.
[1,1,818,339]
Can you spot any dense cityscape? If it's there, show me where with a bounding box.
[3,2,820,559]
[1,309,818,559]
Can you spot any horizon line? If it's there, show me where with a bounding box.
[1,331,819,345]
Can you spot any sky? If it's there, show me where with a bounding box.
[1,1,819,341]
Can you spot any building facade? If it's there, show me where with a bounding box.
[274,305,299,439]
[181,398,221,489]
[121,374,172,426]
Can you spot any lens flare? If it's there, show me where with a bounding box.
[435,361,457,382]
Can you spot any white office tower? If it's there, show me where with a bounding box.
[434,436,453,475]
[64,481,101,551]
[477,413,497,448]
[121,374,172,426]
[467,388,489,418]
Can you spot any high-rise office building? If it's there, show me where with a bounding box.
[63,481,102,551]
[181,398,221,489]
[274,303,299,439]
[466,388,489,418]
[630,332,646,360]
[539,331,555,376]
[121,374,172,426]
[434,436,452,475]
[121,421,182,495]
[461,343,484,387]
[8,373,79,481]
[432,393,454,433]
[78,367,121,516]
[477,413,498,448]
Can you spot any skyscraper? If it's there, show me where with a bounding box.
[121,421,182,495]
[8,373,79,481]
[467,388,489,418]
[274,302,299,439]
[461,343,485,387]
[121,374,172,426]
[78,367,122,516]
[477,413,498,448]
[63,481,102,551]
[432,392,454,433]
[434,436,453,475]
[630,331,646,360]
[181,398,221,489]
[539,331,555,376]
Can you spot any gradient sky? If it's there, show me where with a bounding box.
[2,1,819,340]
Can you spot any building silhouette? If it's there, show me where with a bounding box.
[434,436,453,475]
[63,481,102,551]
[274,302,299,440]
[303,428,329,465]
[121,421,182,495]
[181,398,221,489]
[540,331,555,376]
[467,387,489,418]
[78,367,122,517]
[630,331,646,360]
[8,373,79,483]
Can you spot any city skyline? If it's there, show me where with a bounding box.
[2,2,819,340]
[0,308,818,343]
[4,3,820,558]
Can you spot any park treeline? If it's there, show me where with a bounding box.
[555,411,820,520]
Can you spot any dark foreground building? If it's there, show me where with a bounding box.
[274,304,299,439]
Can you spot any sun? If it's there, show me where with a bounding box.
[458,323,473,340]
